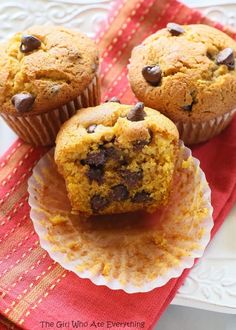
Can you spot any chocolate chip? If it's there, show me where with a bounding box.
[216,48,235,70]
[105,97,121,103]
[142,65,162,86]
[182,91,198,112]
[132,130,152,151]
[80,159,86,166]
[119,155,129,166]
[104,147,115,157]
[120,170,143,188]
[131,191,152,203]
[182,104,192,112]
[20,35,41,53]
[87,166,103,184]
[133,140,149,150]
[86,150,106,167]
[104,147,120,160]
[111,184,129,201]
[91,195,109,212]
[167,23,185,36]
[11,93,35,113]
[87,125,97,134]
[127,102,146,122]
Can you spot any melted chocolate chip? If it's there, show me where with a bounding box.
[142,65,162,86]
[105,97,121,103]
[11,93,35,113]
[127,102,146,122]
[119,155,129,166]
[216,48,235,70]
[104,147,120,160]
[133,140,149,151]
[87,124,97,134]
[85,150,106,167]
[91,195,110,212]
[111,184,129,201]
[131,191,152,203]
[120,170,143,188]
[167,23,185,36]
[20,35,41,53]
[87,166,104,184]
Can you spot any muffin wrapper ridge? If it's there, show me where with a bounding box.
[176,108,236,145]
[1,73,100,146]
[28,143,213,293]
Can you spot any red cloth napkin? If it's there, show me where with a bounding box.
[0,0,236,329]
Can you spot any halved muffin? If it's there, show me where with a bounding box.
[55,101,179,216]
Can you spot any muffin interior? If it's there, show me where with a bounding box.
[55,103,179,215]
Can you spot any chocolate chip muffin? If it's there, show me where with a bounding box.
[55,100,179,216]
[0,25,100,146]
[128,24,236,144]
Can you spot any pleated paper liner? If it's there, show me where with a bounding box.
[1,74,100,147]
[28,142,213,293]
[175,108,236,145]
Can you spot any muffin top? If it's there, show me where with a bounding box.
[128,24,236,122]
[55,100,179,156]
[0,25,99,115]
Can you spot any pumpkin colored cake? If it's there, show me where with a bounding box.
[55,101,179,216]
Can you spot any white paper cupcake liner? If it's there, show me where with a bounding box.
[175,108,236,145]
[28,142,213,293]
[1,74,100,146]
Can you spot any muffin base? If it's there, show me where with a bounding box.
[28,143,213,293]
[176,108,236,145]
[1,74,100,146]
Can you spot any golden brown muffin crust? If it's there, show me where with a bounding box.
[128,24,236,122]
[55,102,179,155]
[0,25,99,115]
